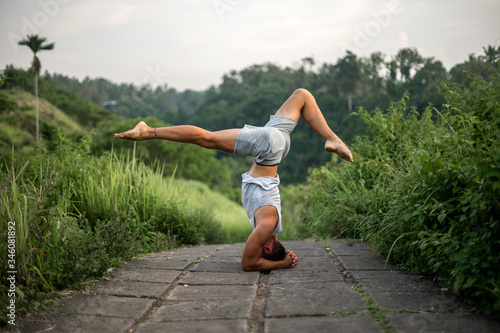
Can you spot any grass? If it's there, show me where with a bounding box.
[169,178,251,243]
[352,284,397,333]
[0,88,82,154]
[6,88,82,132]
[0,137,250,328]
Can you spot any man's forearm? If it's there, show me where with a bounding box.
[242,257,290,271]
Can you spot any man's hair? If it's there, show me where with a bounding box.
[262,241,286,261]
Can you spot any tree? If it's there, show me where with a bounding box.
[0,72,7,87]
[301,57,315,72]
[395,47,423,82]
[18,35,55,145]
[362,52,386,92]
[480,45,500,65]
[336,51,361,111]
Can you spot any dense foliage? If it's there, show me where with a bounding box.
[303,69,500,315]
[41,47,498,183]
[0,135,225,327]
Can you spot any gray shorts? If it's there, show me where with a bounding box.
[241,172,282,235]
[233,116,298,166]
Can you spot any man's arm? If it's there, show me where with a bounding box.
[241,223,297,271]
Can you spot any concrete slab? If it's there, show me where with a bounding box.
[361,278,440,292]
[264,315,381,333]
[330,247,382,257]
[282,240,326,249]
[125,259,191,270]
[112,268,180,283]
[269,281,352,296]
[167,284,257,300]
[338,260,399,271]
[372,291,464,312]
[266,282,366,316]
[292,256,338,272]
[150,299,253,321]
[54,294,153,318]
[330,240,371,251]
[180,271,259,285]
[285,247,328,257]
[268,270,344,284]
[350,270,415,280]
[204,254,242,262]
[190,261,243,272]
[389,313,500,333]
[136,319,248,333]
[329,241,384,257]
[208,250,243,258]
[332,249,375,256]
[19,314,134,333]
[266,291,367,316]
[203,252,243,262]
[339,255,386,264]
[151,245,225,260]
[94,280,170,298]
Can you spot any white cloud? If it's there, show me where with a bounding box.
[1,0,499,90]
[45,1,140,37]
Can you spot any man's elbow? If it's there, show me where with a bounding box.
[241,259,257,271]
[241,262,253,271]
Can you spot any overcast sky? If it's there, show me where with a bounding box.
[1,0,499,91]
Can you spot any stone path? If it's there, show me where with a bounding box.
[18,240,500,333]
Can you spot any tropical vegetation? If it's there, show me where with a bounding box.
[0,42,499,327]
[302,70,500,315]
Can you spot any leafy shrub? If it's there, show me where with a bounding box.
[0,91,17,113]
[303,70,500,315]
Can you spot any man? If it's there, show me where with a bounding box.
[115,88,353,272]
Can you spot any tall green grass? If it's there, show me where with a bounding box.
[168,178,252,243]
[0,133,247,327]
[302,70,500,315]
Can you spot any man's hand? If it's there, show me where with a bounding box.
[284,250,298,268]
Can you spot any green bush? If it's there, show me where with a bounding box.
[0,91,17,113]
[303,70,500,315]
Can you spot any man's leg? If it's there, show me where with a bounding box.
[274,88,354,162]
[114,121,240,154]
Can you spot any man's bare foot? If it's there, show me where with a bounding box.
[325,139,354,162]
[114,121,152,141]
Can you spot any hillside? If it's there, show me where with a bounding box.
[0,88,83,153]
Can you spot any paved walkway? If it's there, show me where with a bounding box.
[19,240,499,333]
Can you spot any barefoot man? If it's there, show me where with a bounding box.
[115,88,353,272]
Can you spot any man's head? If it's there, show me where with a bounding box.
[262,240,286,261]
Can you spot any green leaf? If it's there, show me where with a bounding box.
[454,273,466,292]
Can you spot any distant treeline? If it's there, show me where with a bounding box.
[3,45,499,183]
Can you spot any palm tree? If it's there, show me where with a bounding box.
[18,35,55,145]
[480,45,500,65]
